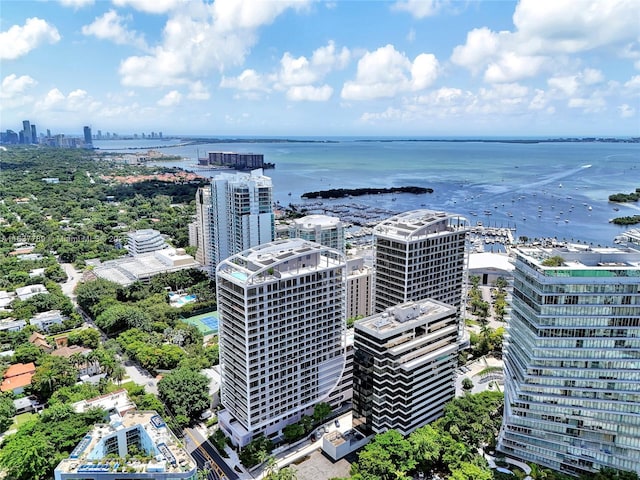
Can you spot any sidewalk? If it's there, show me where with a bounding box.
[221,411,354,480]
[483,451,532,479]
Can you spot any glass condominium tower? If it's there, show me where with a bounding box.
[210,169,274,270]
[499,246,640,476]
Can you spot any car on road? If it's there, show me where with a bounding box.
[334,419,340,428]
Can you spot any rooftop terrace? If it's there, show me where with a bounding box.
[55,410,196,478]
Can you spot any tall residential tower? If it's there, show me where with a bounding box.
[216,239,347,446]
[499,246,640,476]
[209,169,274,271]
[373,209,469,313]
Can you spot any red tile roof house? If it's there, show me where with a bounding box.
[1,362,36,395]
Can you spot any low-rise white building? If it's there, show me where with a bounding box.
[91,248,199,286]
[126,229,168,256]
[54,411,197,480]
[30,310,64,332]
[0,318,26,332]
[72,389,136,417]
[15,283,48,301]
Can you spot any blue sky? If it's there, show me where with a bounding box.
[1,0,639,137]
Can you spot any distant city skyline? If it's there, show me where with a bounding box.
[1,1,639,137]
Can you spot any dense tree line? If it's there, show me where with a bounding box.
[0,146,205,271]
[74,272,218,373]
[610,215,640,226]
[608,188,640,203]
[0,403,105,480]
[302,186,433,199]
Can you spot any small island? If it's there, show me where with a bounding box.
[301,186,433,199]
[608,188,640,225]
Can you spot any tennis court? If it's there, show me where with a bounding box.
[182,311,219,335]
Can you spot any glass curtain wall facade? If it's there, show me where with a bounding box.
[499,246,640,476]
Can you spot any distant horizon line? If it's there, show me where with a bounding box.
[86,135,639,145]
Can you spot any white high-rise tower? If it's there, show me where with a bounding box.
[209,169,274,270]
[373,209,470,313]
[216,239,347,447]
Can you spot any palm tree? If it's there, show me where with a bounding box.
[111,364,126,385]
[527,462,549,480]
[69,352,87,374]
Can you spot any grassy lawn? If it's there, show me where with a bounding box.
[11,412,35,430]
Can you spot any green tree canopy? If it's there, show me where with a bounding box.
[96,303,151,334]
[313,402,332,422]
[0,394,16,433]
[75,278,120,317]
[157,367,210,425]
[351,430,416,480]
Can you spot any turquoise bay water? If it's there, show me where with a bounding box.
[94,139,639,246]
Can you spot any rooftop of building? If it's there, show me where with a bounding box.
[15,283,48,300]
[1,372,34,391]
[515,244,640,272]
[373,209,469,240]
[127,228,163,241]
[217,238,345,285]
[4,362,36,378]
[31,309,62,320]
[55,410,196,477]
[72,389,137,416]
[52,345,91,358]
[356,299,456,339]
[92,247,199,286]
[292,214,342,229]
[212,168,270,184]
[468,252,514,273]
[1,362,36,392]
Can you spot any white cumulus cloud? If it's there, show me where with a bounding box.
[0,74,37,98]
[82,10,148,50]
[275,41,350,89]
[513,0,639,54]
[0,18,61,60]
[286,85,333,102]
[157,90,182,107]
[548,75,580,96]
[220,69,270,92]
[484,52,545,83]
[391,0,444,18]
[450,27,502,74]
[119,0,311,87]
[36,88,100,113]
[342,45,439,100]
[451,0,639,84]
[0,74,38,109]
[59,0,94,8]
[624,75,640,91]
[618,104,635,118]
[187,81,210,100]
[112,0,183,14]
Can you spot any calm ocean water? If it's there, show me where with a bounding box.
[93,138,640,247]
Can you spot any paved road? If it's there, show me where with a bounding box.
[185,427,239,480]
[123,361,159,395]
[60,263,81,302]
